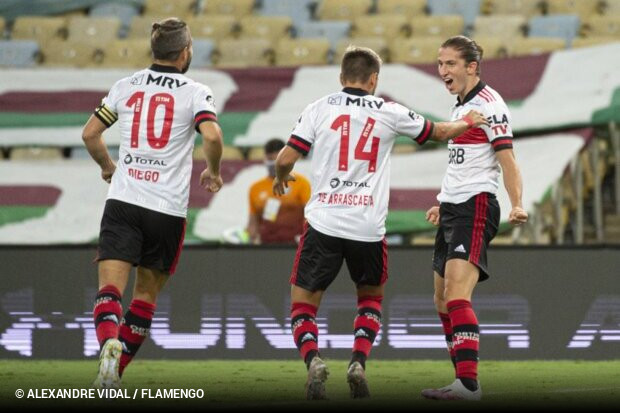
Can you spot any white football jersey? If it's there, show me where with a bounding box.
[288,87,433,242]
[94,64,217,217]
[437,82,513,205]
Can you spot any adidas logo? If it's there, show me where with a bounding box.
[301,333,316,343]
[355,329,369,338]
[454,244,467,253]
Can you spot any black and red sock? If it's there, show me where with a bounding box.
[438,312,457,369]
[350,296,382,370]
[447,299,480,391]
[118,299,155,377]
[93,285,122,348]
[291,302,319,369]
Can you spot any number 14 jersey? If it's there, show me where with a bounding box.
[288,87,433,242]
[94,64,217,218]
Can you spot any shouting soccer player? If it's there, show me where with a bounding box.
[273,46,489,400]
[421,36,528,401]
[81,18,223,388]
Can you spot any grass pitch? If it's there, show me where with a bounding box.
[1,360,619,410]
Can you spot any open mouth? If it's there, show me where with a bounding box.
[444,78,454,87]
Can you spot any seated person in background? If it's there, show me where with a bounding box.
[247,138,311,244]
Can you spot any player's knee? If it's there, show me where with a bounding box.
[433,292,446,311]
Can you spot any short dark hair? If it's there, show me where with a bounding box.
[340,45,382,83]
[264,138,285,154]
[441,35,484,75]
[151,18,191,61]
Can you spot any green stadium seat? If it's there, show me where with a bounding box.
[482,0,544,18]
[39,40,99,67]
[473,15,526,40]
[351,15,409,40]
[410,15,465,38]
[239,15,293,43]
[201,0,255,18]
[187,15,238,42]
[144,0,197,19]
[427,0,482,26]
[67,16,122,47]
[510,36,566,56]
[11,16,67,47]
[334,37,390,64]
[390,37,445,64]
[275,38,331,66]
[213,38,274,68]
[582,15,620,38]
[545,0,600,19]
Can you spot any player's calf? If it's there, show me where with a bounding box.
[93,285,123,348]
[118,299,155,376]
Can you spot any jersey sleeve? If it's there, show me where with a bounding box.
[93,80,122,128]
[481,100,513,152]
[193,84,218,133]
[393,103,434,145]
[287,103,316,156]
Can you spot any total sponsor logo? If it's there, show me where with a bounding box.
[123,154,167,167]
[329,177,370,189]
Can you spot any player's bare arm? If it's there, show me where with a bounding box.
[496,148,528,226]
[273,146,301,196]
[431,110,489,142]
[82,114,116,183]
[426,206,440,226]
[198,121,224,193]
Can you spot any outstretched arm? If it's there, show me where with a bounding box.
[496,148,528,225]
[431,110,489,142]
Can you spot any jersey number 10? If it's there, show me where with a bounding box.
[126,92,175,150]
[331,115,380,173]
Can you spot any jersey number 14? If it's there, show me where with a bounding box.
[331,115,379,173]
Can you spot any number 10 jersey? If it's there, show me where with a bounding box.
[94,64,217,218]
[287,87,433,242]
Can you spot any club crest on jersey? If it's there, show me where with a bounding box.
[147,74,187,89]
[328,96,342,105]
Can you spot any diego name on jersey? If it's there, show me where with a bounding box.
[438,81,513,205]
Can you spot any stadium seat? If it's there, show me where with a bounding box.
[71,146,119,160]
[410,16,465,38]
[582,15,620,37]
[470,36,510,58]
[246,146,265,160]
[571,36,619,48]
[482,0,544,18]
[127,16,158,39]
[202,0,255,17]
[600,0,620,14]
[390,37,445,64]
[191,39,216,67]
[0,40,40,67]
[144,0,197,18]
[239,16,293,42]
[427,0,482,26]
[0,16,5,36]
[67,17,122,47]
[545,0,599,18]
[298,21,351,48]
[510,37,566,56]
[11,17,67,47]
[193,145,244,160]
[275,38,331,66]
[259,0,315,27]
[187,15,238,41]
[316,0,373,21]
[529,15,580,44]
[375,0,428,18]
[473,15,526,40]
[334,37,390,63]
[100,39,151,68]
[213,38,273,68]
[39,40,99,67]
[89,1,140,35]
[351,15,409,40]
[9,147,63,161]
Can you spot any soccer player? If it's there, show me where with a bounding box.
[273,45,489,400]
[421,36,528,401]
[81,18,223,388]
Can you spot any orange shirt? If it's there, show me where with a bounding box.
[249,173,311,244]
